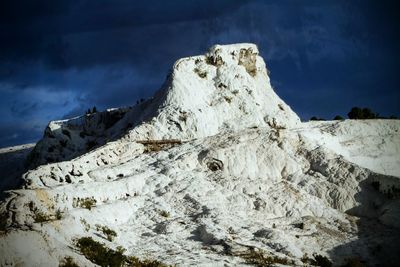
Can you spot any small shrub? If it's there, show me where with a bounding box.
[76,237,166,267]
[74,197,97,210]
[143,144,163,153]
[205,55,215,65]
[140,140,181,153]
[65,175,72,183]
[223,96,232,103]
[29,201,52,223]
[179,112,188,122]
[194,67,207,78]
[348,107,377,119]
[311,254,332,267]
[334,115,344,120]
[218,83,227,89]
[205,54,224,66]
[96,224,117,241]
[159,210,170,218]
[76,237,126,267]
[360,108,376,119]
[80,218,91,232]
[59,256,79,267]
[238,248,291,266]
[55,209,63,220]
[301,253,309,264]
[81,198,96,210]
[310,116,325,121]
[348,107,362,119]
[128,257,167,267]
[34,210,51,223]
[116,246,126,254]
[293,222,304,229]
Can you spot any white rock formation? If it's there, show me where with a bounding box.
[0,44,399,267]
[28,44,300,167]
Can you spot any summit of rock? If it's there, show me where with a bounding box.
[28,43,299,166]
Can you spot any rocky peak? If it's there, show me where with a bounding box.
[126,43,300,141]
[28,44,300,167]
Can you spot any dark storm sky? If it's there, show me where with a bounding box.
[0,0,399,147]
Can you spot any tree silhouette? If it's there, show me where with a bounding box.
[333,115,344,120]
[310,116,325,121]
[348,107,377,119]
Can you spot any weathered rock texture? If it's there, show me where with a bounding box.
[0,44,399,266]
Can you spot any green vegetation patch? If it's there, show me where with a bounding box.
[59,256,80,267]
[238,248,293,266]
[76,237,167,267]
[95,224,117,241]
[73,197,97,210]
[301,253,333,267]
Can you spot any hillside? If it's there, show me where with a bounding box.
[0,44,399,266]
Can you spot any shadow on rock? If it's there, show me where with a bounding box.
[328,174,400,266]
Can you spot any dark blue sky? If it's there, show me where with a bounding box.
[0,0,399,147]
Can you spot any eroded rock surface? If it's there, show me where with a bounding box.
[1,44,399,266]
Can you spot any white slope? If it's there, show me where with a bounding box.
[300,120,400,177]
[0,44,399,267]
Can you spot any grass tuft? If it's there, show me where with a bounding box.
[96,224,117,241]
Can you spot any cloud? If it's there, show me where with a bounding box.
[0,122,43,148]
[10,102,39,118]
[0,0,399,147]
[0,0,249,67]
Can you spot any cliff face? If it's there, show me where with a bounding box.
[124,44,300,140]
[28,44,300,166]
[1,44,399,266]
